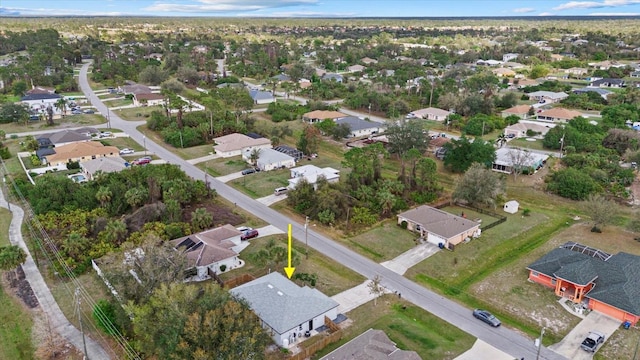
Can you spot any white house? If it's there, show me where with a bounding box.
[408,107,451,121]
[504,200,520,214]
[526,91,568,103]
[20,93,63,115]
[249,89,276,104]
[397,205,481,249]
[242,148,296,171]
[492,147,549,174]
[230,272,339,348]
[133,93,165,107]
[288,165,340,190]
[503,122,551,138]
[171,224,246,282]
[213,133,272,158]
[502,53,519,62]
[334,116,385,138]
[80,156,128,180]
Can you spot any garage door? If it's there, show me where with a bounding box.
[427,233,445,246]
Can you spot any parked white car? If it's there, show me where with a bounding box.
[119,148,135,155]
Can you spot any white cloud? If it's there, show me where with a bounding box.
[0,6,126,16]
[144,0,318,13]
[589,11,640,14]
[513,7,536,13]
[554,0,640,10]
[538,12,556,16]
[255,10,356,17]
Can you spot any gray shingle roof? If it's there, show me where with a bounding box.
[527,247,640,316]
[230,272,339,334]
[397,205,480,240]
[249,89,274,101]
[335,116,383,132]
[320,329,422,360]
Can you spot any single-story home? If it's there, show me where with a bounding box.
[133,93,165,107]
[408,107,451,121]
[502,53,519,62]
[20,93,63,115]
[44,142,120,167]
[242,148,296,171]
[37,129,92,147]
[492,67,516,77]
[80,156,128,180]
[564,67,589,76]
[320,329,421,360]
[119,83,151,95]
[302,110,347,123]
[230,272,340,348]
[171,224,245,282]
[213,133,272,158]
[573,87,613,100]
[361,57,378,65]
[503,122,551,138]
[527,242,640,324]
[397,205,481,249]
[321,73,343,83]
[273,145,304,161]
[288,165,340,190]
[335,116,385,138]
[501,104,532,119]
[492,147,548,174]
[589,78,625,88]
[526,91,568,103]
[249,89,276,104]
[536,108,583,122]
[347,64,366,72]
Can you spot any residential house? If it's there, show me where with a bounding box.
[408,107,451,121]
[321,73,344,83]
[80,156,128,180]
[492,148,548,174]
[119,83,151,95]
[213,133,272,158]
[37,129,92,147]
[273,145,304,161]
[501,104,532,120]
[397,205,481,249]
[536,108,582,122]
[503,122,551,138]
[320,329,422,360]
[476,59,502,66]
[502,53,519,62]
[573,87,612,100]
[492,67,516,77]
[288,165,340,190]
[589,78,625,88]
[230,272,340,348]
[510,78,538,89]
[171,224,245,282]
[526,91,568,103]
[272,74,291,83]
[631,71,640,78]
[249,89,276,105]
[302,110,347,123]
[347,64,366,72]
[527,242,640,324]
[133,93,165,107]
[44,142,119,167]
[564,67,589,77]
[503,62,526,70]
[361,57,378,65]
[20,93,63,115]
[242,148,296,171]
[335,116,385,138]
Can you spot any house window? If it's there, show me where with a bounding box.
[551,279,557,285]
[532,271,539,277]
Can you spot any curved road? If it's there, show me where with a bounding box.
[79,61,566,360]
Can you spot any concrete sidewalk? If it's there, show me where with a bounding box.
[0,189,113,359]
[380,242,440,275]
[331,280,391,314]
[216,171,244,183]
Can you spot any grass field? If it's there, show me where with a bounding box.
[106,99,133,108]
[508,138,547,151]
[228,168,291,198]
[199,156,248,176]
[116,106,163,121]
[345,221,418,262]
[97,136,144,151]
[0,282,35,360]
[0,208,11,247]
[312,295,475,359]
[0,114,106,134]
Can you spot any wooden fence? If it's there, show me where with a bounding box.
[222,273,256,289]
[287,330,342,360]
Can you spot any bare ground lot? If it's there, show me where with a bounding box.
[472,223,640,349]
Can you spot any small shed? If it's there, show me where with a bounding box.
[504,200,519,214]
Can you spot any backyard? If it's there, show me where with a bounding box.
[311,295,475,360]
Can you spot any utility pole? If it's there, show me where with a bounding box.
[305,216,309,259]
[429,80,434,107]
[535,326,546,360]
[559,132,565,159]
[210,111,214,137]
[481,121,486,137]
[75,288,89,360]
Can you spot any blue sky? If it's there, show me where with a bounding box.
[2,0,640,17]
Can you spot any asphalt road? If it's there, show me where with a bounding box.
[78,61,567,360]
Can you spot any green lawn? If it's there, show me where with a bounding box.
[172,144,214,160]
[228,168,291,198]
[96,137,144,151]
[198,156,248,177]
[313,296,475,360]
[0,114,106,134]
[116,106,163,121]
[0,283,35,360]
[508,138,546,151]
[345,221,418,262]
[0,208,11,247]
[106,99,133,108]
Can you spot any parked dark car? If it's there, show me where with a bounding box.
[581,331,605,352]
[241,168,256,175]
[473,309,501,327]
[241,229,259,240]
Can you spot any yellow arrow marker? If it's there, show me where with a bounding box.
[284,223,295,279]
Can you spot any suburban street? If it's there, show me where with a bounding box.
[77,61,567,360]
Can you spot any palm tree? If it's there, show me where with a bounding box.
[249,148,261,168]
[102,220,128,246]
[0,245,27,275]
[496,134,507,148]
[95,186,112,208]
[54,97,68,117]
[191,208,213,232]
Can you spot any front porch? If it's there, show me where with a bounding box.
[554,278,593,303]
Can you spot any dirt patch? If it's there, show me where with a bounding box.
[182,200,244,227]
[5,266,39,309]
[32,308,84,360]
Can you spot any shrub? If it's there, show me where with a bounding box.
[219,264,227,272]
[522,208,531,216]
[67,161,80,170]
[400,220,408,229]
[93,299,120,335]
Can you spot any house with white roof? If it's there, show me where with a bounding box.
[21,93,63,115]
[526,91,568,103]
[492,148,548,175]
[230,272,339,348]
[80,156,128,180]
[213,133,272,158]
[288,165,340,190]
[242,148,296,171]
[408,107,451,121]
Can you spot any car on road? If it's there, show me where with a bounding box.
[119,148,135,155]
[473,309,501,327]
[581,331,605,352]
[241,168,256,175]
[241,229,259,241]
[132,158,151,166]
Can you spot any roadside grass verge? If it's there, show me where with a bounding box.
[0,208,11,246]
[198,156,247,176]
[0,281,35,360]
[312,295,475,360]
[116,106,163,121]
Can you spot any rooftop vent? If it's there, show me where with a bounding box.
[267,284,273,289]
[277,291,283,296]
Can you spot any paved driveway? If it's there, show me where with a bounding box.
[549,311,620,360]
[380,242,440,275]
[455,339,515,360]
[331,280,390,314]
[216,171,244,183]
[257,193,287,206]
